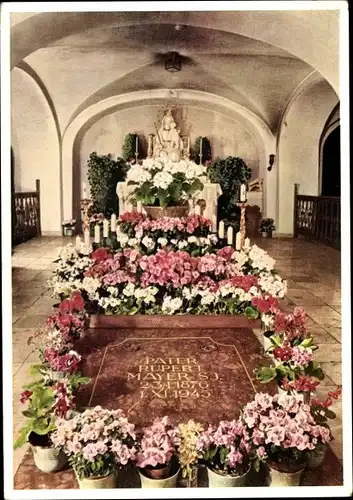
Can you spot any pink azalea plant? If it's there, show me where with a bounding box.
[195,418,253,476]
[45,291,86,342]
[240,392,331,470]
[51,406,138,480]
[136,416,180,471]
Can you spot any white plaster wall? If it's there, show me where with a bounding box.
[79,105,260,196]
[11,68,61,233]
[277,80,339,235]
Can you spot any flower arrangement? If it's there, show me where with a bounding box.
[136,416,180,478]
[62,219,76,228]
[241,393,331,471]
[45,291,87,342]
[196,418,252,476]
[126,157,206,208]
[177,420,204,486]
[260,218,275,233]
[51,406,137,480]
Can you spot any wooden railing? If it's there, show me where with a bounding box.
[293,184,340,249]
[12,179,41,245]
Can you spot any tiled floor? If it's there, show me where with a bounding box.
[11,235,343,477]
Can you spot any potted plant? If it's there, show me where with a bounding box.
[260,218,275,237]
[14,384,68,472]
[136,416,180,488]
[62,219,76,237]
[196,418,252,487]
[126,157,205,219]
[177,419,204,487]
[241,392,331,486]
[51,406,137,489]
[308,387,341,468]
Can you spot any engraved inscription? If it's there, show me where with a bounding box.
[127,357,220,399]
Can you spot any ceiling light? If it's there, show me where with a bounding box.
[165,52,182,73]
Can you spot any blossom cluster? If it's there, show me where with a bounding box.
[136,416,180,468]
[241,392,331,461]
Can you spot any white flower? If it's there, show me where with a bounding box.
[234,250,249,268]
[248,245,275,271]
[162,296,183,314]
[200,293,215,306]
[128,238,138,247]
[142,236,155,250]
[157,237,168,247]
[153,171,174,189]
[261,313,275,328]
[127,165,151,183]
[82,277,101,299]
[187,236,198,244]
[123,283,135,297]
[171,239,178,245]
[117,233,129,247]
[178,240,188,249]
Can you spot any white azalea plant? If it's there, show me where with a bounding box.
[126,157,206,207]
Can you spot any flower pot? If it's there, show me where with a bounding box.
[63,226,75,237]
[307,442,328,469]
[48,369,68,381]
[138,467,180,488]
[263,335,272,352]
[143,204,189,219]
[207,464,250,487]
[75,470,117,489]
[268,460,305,486]
[261,231,272,238]
[29,432,67,473]
[144,462,172,479]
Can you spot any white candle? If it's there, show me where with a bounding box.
[137,201,143,213]
[84,229,90,248]
[111,213,117,232]
[75,236,81,251]
[218,221,225,239]
[227,226,233,245]
[200,137,203,156]
[212,214,217,233]
[135,135,138,154]
[235,231,242,250]
[244,237,250,249]
[82,182,87,198]
[195,204,201,216]
[240,184,247,202]
[103,219,109,238]
[94,224,100,244]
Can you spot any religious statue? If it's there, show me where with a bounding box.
[153,109,185,162]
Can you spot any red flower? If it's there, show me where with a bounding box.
[20,390,32,404]
[71,291,85,311]
[59,298,73,314]
[91,247,111,263]
[273,346,293,362]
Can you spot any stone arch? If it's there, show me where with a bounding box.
[61,89,275,221]
[318,104,340,194]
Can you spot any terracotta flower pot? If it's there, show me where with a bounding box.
[75,470,117,489]
[138,466,180,488]
[143,204,189,219]
[29,432,67,473]
[207,464,250,487]
[307,441,328,468]
[144,462,172,479]
[268,459,305,486]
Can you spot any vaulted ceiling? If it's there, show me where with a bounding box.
[11,10,339,136]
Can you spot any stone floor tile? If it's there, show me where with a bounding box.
[314,344,342,362]
[14,315,50,329]
[286,289,327,306]
[320,362,342,385]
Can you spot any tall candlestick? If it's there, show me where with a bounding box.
[235,232,242,250]
[200,137,203,154]
[103,219,109,238]
[111,213,117,232]
[84,229,90,248]
[94,224,100,244]
[75,236,81,251]
[195,204,201,216]
[135,135,139,155]
[240,184,247,202]
[227,226,233,245]
[218,221,225,239]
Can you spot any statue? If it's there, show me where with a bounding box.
[153,109,185,162]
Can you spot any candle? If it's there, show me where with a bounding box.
[200,137,203,156]
[195,204,201,216]
[75,236,81,251]
[240,184,247,202]
[137,201,143,213]
[244,237,250,249]
[212,214,217,233]
[82,182,87,198]
[235,231,242,250]
[218,221,225,239]
[135,135,138,154]
[84,229,90,248]
[111,213,117,232]
[103,219,109,238]
[227,226,233,245]
[94,224,100,244]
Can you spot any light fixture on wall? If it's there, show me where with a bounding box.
[165,52,182,73]
[267,154,275,171]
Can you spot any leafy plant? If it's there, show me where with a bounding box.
[14,385,57,449]
[122,133,139,161]
[260,218,276,232]
[191,136,212,165]
[87,152,128,217]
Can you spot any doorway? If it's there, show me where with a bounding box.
[321,126,340,197]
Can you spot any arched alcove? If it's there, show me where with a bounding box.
[321,126,340,197]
